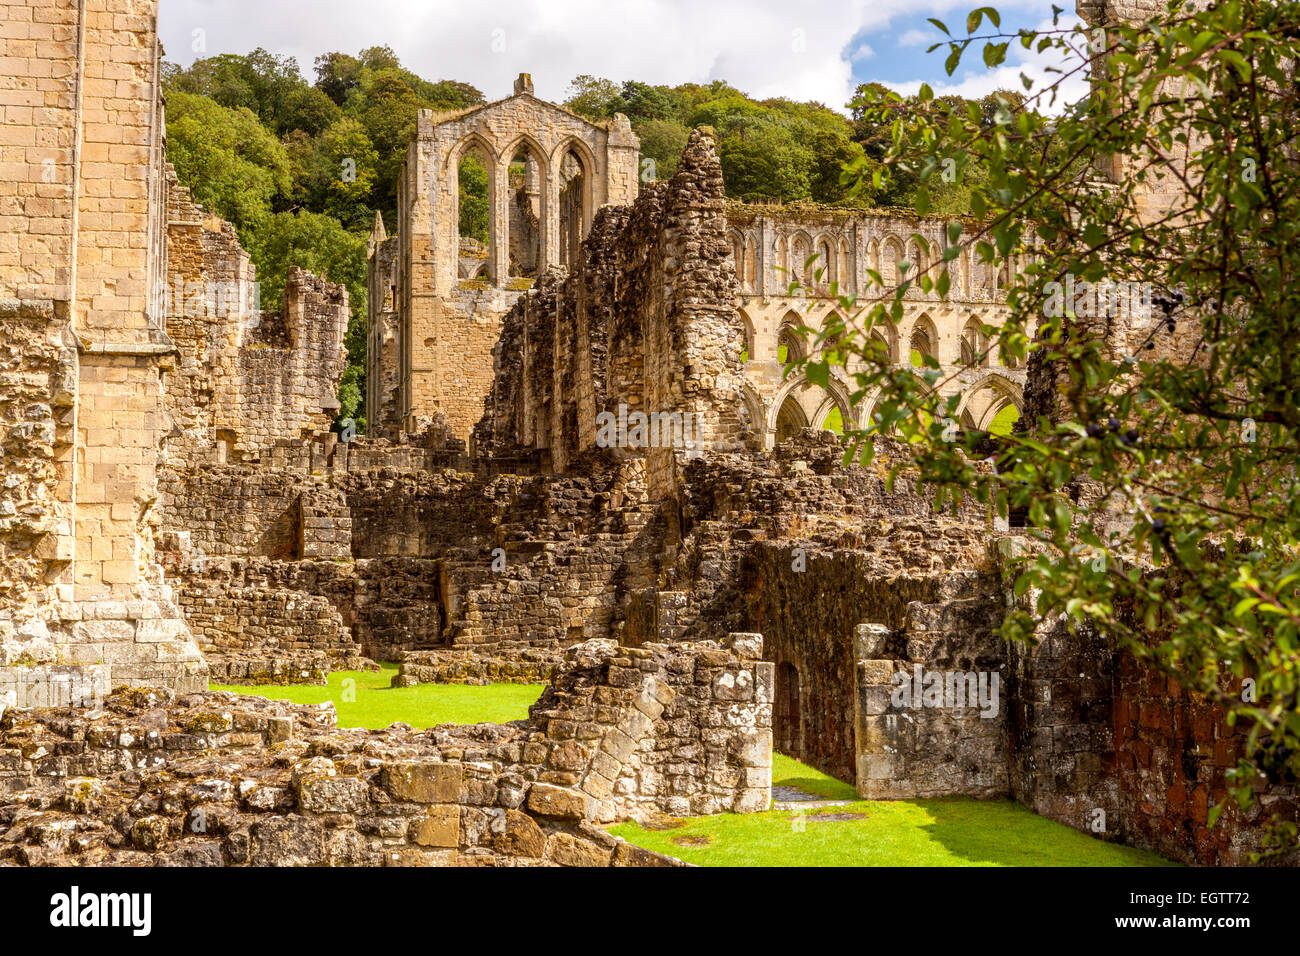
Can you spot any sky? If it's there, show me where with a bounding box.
[158,0,1091,113]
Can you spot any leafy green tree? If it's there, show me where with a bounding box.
[564,75,623,120]
[314,52,363,106]
[636,118,690,181]
[280,85,342,137]
[458,154,490,243]
[163,90,292,233]
[247,211,369,426]
[619,80,675,122]
[718,121,816,201]
[298,117,379,229]
[812,0,1300,856]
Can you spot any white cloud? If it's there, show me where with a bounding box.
[160,0,1056,116]
[899,29,933,47]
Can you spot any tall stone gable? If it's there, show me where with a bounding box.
[367,74,640,439]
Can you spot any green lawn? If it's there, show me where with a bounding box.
[210,665,543,730]
[609,754,1178,867]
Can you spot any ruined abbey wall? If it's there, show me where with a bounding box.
[474,128,748,493]
[162,177,349,465]
[727,203,1026,448]
[0,638,768,866]
[369,75,640,440]
[0,0,206,696]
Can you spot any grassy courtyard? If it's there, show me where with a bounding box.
[214,676,1173,867]
[608,753,1177,867]
[210,665,543,730]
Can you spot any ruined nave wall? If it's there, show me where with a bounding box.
[474,128,748,491]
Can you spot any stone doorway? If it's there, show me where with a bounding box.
[775,661,802,755]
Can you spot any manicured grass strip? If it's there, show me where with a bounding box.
[614,755,1176,867]
[772,752,858,800]
[211,665,543,730]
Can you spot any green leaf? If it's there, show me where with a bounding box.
[945,45,963,76]
[984,42,1008,67]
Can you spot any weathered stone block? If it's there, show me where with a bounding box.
[526,783,588,819]
[382,760,462,803]
[411,805,459,847]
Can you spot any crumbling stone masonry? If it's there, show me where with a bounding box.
[1,0,1293,871]
[162,175,350,466]
[474,127,748,494]
[0,638,768,866]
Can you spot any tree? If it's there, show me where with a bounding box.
[247,211,369,427]
[619,80,674,122]
[718,121,815,201]
[280,85,342,137]
[636,118,690,181]
[811,0,1300,856]
[163,91,292,233]
[298,117,379,229]
[314,52,363,106]
[458,154,490,243]
[564,75,623,120]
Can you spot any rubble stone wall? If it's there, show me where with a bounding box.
[741,542,1007,795]
[0,639,769,866]
[1004,563,1299,866]
[474,128,748,487]
[162,179,349,466]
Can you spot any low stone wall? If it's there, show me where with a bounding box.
[1007,609,1299,866]
[739,539,1005,789]
[393,644,560,686]
[529,636,772,820]
[0,638,770,866]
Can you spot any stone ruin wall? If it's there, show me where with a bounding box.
[154,450,670,683]
[0,638,769,866]
[162,176,349,466]
[373,82,640,440]
[473,128,748,493]
[1003,568,1298,867]
[1,0,1292,869]
[0,0,207,700]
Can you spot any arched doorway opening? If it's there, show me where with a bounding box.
[775,393,809,443]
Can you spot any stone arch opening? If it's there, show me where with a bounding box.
[910,314,938,366]
[908,237,930,283]
[868,329,892,368]
[836,237,852,293]
[775,392,809,443]
[454,137,495,284]
[771,234,789,291]
[777,314,806,364]
[881,236,905,287]
[956,373,1023,435]
[816,236,834,286]
[961,316,988,367]
[558,146,588,270]
[791,232,813,286]
[775,661,802,755]
[738,308,756,363]
[730,230,747,290]
[506,140,545,280]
